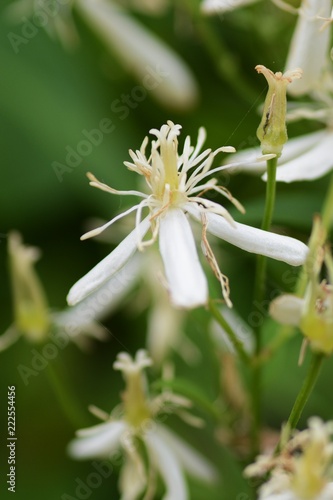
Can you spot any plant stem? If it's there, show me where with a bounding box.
[251,156,278,455]
[322,172,333,232]
[208,298,251,365]
[178,0,257,103]
[258,171,333,365]
[276,352,325,453]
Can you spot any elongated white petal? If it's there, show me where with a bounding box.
[68,420,125,459]
[265,130,333,182]
[76,0,198,110]
[155,425,218,482]
[186,205,308,266]
[55,255,141,339]
[201,0,259,15]
[159,209,208,309]
[119,455,146,500]
[286,0,332,96]
[145,431,188,500]
[269,294,304,326]
[67,218,150,305]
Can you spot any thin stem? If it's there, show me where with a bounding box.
[208,298,251,365]
[276,352,325,453]
[322,172,333,232]
[251,156,278,456]
[258,171,333,365]
[177,0,257,103]
[46,361,88,429]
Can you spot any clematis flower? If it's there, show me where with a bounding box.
[0,232,115,352]
[270,217,333,355]
[6,0,198,110]
[67,121,308,310]
[67,350,217,500]
[245,417,333,500]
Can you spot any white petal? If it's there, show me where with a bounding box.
[119,455,146,500]
[269,294,304,326]
[68,420,125,459]
[145,431,188,500]
[67,218,150,305]
[154,425,218,482]
[186,205,308,266]
[201,0,259,15]
[159,208,208,309]
[57,255,141,336]
[266,130,333,182]
[76,0,198,110]
[286,0,332,96]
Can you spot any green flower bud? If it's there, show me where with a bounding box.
[8,232,50,342]
[256,65,303,156]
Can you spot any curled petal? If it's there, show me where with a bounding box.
[159,208,208,309]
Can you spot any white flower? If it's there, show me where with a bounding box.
[67,121,308,310]
[7,0,198,110]
[68,350,217,500]
[286,0,333,97]
[245,418,333,500]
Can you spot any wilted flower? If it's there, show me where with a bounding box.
[67,121,308,310]
[245,417,333,500]
[6,0,198,109]
[68,350,217,499]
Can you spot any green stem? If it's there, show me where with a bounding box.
[258,171,333,365]
[322,172,333,232]
[178,0,257,103]
[276,352,325,453]
[251,156,278,455]
[208,298,250,365]
[46,361,88,429]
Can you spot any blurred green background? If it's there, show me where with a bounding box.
[0,0,331,499]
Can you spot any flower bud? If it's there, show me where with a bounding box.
[256,65,302,156]
[8,232,50,342]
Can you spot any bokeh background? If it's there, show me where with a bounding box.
[0,0,332,499]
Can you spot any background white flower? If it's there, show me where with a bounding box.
[68,350,217,500]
